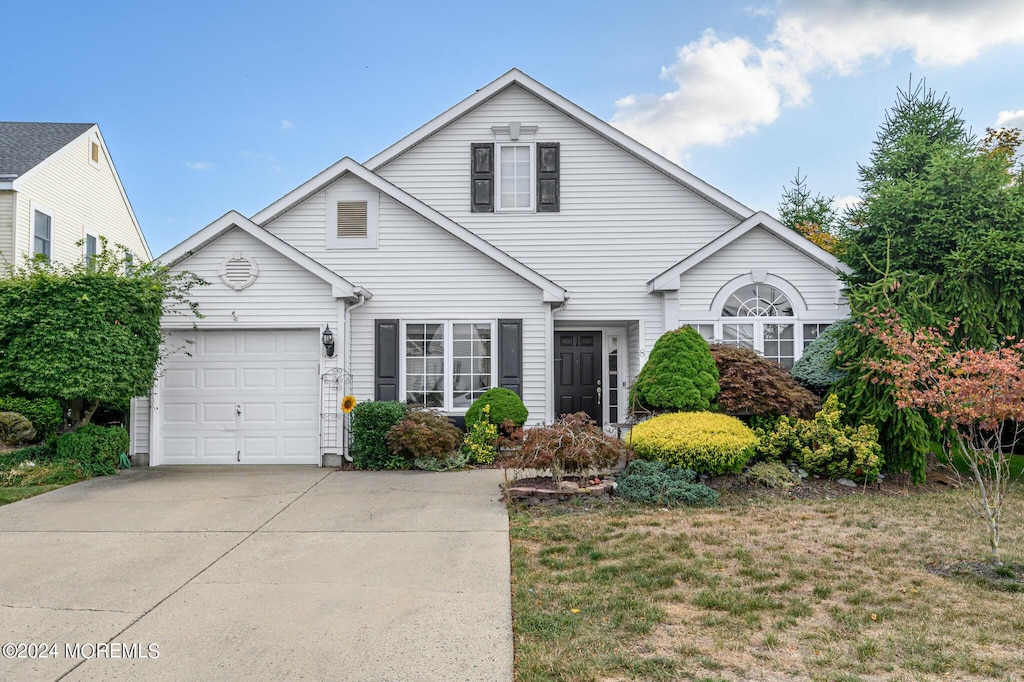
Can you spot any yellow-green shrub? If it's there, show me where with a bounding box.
[755,394,883,481]
[630,412,758,474]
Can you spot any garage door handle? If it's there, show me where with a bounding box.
[236,403,242,416]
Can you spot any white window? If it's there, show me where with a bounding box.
[33,209,52,262]
[685,283,836,369]
[123,250,135,274]
[496,144,533,211]
[84,233,98,269]
[402,321,494,411]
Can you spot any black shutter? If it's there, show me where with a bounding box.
[497,319,523,397]
[375,319,399,401]
[536,142,560,212]
[471,143,494,212]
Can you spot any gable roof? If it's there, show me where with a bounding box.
[159,210,366,301]
[648,211,848,292]
[250,157,567,303]
[364,68,754,220]
[0,122,94,180]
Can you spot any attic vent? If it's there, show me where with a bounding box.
[218,254,259,291]
[336,201,368,238]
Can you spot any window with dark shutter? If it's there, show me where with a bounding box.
[537,142,560,212]
[470,143,494,212]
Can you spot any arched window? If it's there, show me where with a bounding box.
[719,284,796,367]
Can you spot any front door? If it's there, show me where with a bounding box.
[554,331,602,426]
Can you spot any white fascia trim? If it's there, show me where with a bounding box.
[250,158,566,304]
[13,125,152,261]
[157,210,364,301]
[648,211,848,293]
[0,181,12,190]
[364,68,754,220]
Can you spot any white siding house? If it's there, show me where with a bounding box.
[132,69,847,466]
[0,123,151,271]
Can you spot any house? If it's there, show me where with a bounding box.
[131,69,848,466]
[0,122,151,272]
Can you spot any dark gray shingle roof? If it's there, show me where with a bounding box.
[0,122,94,179]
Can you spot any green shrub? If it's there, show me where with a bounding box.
[463,413,499,465]
[1,460,85,487]
[0,443,56,470]
[631,326,719,411]
[791,320,849,392]
[350,401,408,470]
[0,396,62,439]
[755,394,883,481]
[630,412,757,474]
[465,388,528,431]
[414,450,470,472]
[386,409,463,461]
[616,460,720,507]
[747,461,800,489]
[709,344,819,419]
[510,412,629,485]
[0,411,36,446]
[54,424,128,477]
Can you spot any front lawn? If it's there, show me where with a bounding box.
[0,484,64,506]
[511,489,1024,681]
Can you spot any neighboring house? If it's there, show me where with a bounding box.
[131,69,848,466]
[0,122,151,272]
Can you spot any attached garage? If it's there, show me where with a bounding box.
[156,329,321,464]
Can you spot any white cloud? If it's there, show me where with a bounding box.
[185,161,213,171]
[835,195,862,213]
[996,109,1024,129]
[281,119,293,131]
[613,0,1024,160]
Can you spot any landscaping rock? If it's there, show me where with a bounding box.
[837,478,857,487]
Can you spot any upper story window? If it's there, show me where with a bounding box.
[84,233,98,269]
[33,209,52,263]
[470,141,559,213]
[497,144,533,210]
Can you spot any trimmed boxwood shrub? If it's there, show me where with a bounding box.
[54,424,128,476]
[464,387,528,431]
[709,344,819,419]
[630,412,758,474]
[631,326,719,411]
[350,400,408,470]
[0,396,62,440]
[616,460,720,507]
[791,320,849,392]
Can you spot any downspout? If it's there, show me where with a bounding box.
[343,289,369,462]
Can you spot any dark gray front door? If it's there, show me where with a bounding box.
[554,331,602,426]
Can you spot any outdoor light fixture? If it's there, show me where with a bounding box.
[322,325,336,358]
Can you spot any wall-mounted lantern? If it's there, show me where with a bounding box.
[322,325,336,358]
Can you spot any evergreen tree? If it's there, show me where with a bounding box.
[778,169,839,253]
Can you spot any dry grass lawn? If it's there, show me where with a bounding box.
[510,488,1024,681]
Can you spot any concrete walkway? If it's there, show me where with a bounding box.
[0,467,513,681]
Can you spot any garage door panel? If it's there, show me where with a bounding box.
[201,368,237,390]
[163,404,197,425]
[202,334,237,355]
[282,365,318,388]
[242,402,277,423]
[164,368,197,389]
[202,403,237,424]
[241,367,277,389]
[158,329,320,465]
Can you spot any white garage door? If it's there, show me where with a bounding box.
[159,329,320,464]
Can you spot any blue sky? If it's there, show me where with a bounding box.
[7,0,1024,256]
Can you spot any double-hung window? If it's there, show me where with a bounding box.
[496,144,534,210]
[403,321,495,411]
[33,210,52,262]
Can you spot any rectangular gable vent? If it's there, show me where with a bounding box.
[337,201,368,238]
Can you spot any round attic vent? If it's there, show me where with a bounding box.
[219,254,259,290]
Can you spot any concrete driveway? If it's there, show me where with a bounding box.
[0,467,513,681]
